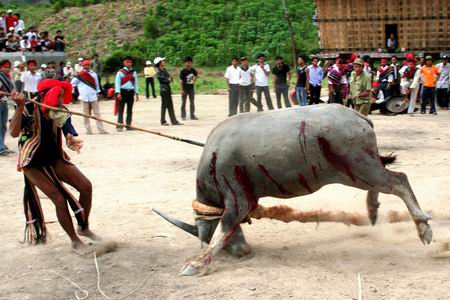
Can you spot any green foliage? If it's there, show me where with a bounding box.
[113,0,318,67]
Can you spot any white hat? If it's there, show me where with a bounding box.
[153,57,165,65]
[7,9,13,13]
[66,61,72,67]
[78,57,83,62]
[41,64,47,68]
[8,27,14,31]
[146,60,152,65]
[13,61,20,68]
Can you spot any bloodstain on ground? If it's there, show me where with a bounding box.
[234,165,258,211]
[223,175,239,215]
[258,164,293,195]
[298,174,313,193]
[209,152,224,202]
[317,136,374,187]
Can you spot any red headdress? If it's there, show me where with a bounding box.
[348,53,358,63]
[37,79,72,112]
[81,59,91,66]
[0,60,11,68]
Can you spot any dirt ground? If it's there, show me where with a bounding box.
[1,95,449,300]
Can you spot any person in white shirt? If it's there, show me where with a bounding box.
[63,61,75,79]
[0,13,6,32]
[74,58,83,74]
[20,60,41,98]
[238,57,261,113]
[400,60,421,115]
[251,53,274,111]
[25,27,37,40]
[14,13,24,34]
[19,36,31,51]
[71,59,108,134]
[224,57,241,116]
[436,55,449,110]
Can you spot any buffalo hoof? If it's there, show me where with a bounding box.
[417,220,433,245]
[180,259,209,276]
[225,241,252,258]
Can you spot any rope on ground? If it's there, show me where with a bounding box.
[93,251,156,300]
[44,270,89,300]
[6,97,205,148]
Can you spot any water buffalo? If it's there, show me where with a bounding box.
[155,104,432,276]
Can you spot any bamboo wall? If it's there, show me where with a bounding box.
[316,0,450,53]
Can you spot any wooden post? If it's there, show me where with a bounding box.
[281,0,297,66]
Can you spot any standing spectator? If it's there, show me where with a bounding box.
[12,61,24,92]
[114,56,139,131]
[420,56,440,115]
[58,61,65,80]
[91,54,102,91]
[63,61,75,79]
[19,35,31,51]
[144,60,156,99]
[272,55,291,109]
[238,57,257,113]
[54,30,66,52]
[0,12,6,32]
[296,56,309,106]
[348,58,372,116]
[377,58,394,99]
[5,10,17,33]
[436,54,449,110]
[327,58,346,105]
[155,57,182,126]
[37,64,46,77]
[14,14,25,34]
[401,59,420,115]
[252,54,274,111]
[390,56,401,96]
[307,56,324,105]
[43,61,57,79]
[224,57,241,116]
[71,59,108,134]
[386,33,397,53]
[179,56,198,120]
[0,60,14,156]
[74,58,83,74]
[21,60,41,98]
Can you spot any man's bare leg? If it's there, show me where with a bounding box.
[23,168,84,248]
[54,159,101,241]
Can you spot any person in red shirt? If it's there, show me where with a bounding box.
[5,10,17,31]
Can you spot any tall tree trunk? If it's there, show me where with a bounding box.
[281,0,297,66]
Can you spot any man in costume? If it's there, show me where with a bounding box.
[0,59,14,156]
[114,56,139,131]
[71,59,108,135]
[9,79,101,250]
[376,58,394,115]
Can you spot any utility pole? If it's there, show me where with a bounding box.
[281,0,297,66]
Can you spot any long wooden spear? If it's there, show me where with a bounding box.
[4,96,205,147]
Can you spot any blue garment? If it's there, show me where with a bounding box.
[0,100,8,152]
[296,86,308,106]
[308,65,323,87]
[115,67,139,94]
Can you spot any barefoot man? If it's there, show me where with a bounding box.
[9,79,101,252]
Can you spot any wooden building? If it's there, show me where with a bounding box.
[315,0,450,53]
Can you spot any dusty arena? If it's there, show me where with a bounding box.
[1,95,449,299]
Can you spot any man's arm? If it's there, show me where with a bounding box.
[287,70,292,84]
[114,71,121,94]
[9,92,26,138]
[133,71,139,94]
[179,70,185,95]
[94,73,100,94]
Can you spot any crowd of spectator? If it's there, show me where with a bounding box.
[0,9,66,52]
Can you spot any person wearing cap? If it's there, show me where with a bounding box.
[348,58,372,116]
[0,59,15,156]
[144,60,156,99]
[420,56,440,115]
[436,55,449,110]
[401,59,421,115]
[272,55,291,109]
[224,57,241,116]
[71,59,108,134]
[12,61,24,92]
[21,60,42,99]
[251,54,274,111]
[370,81,384,108]
[115,56,139,130]
[74,58,83,74]
[63,61,75,80]
[179,56,198,120]
[37,64,47,77]
[155,57,182,126]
